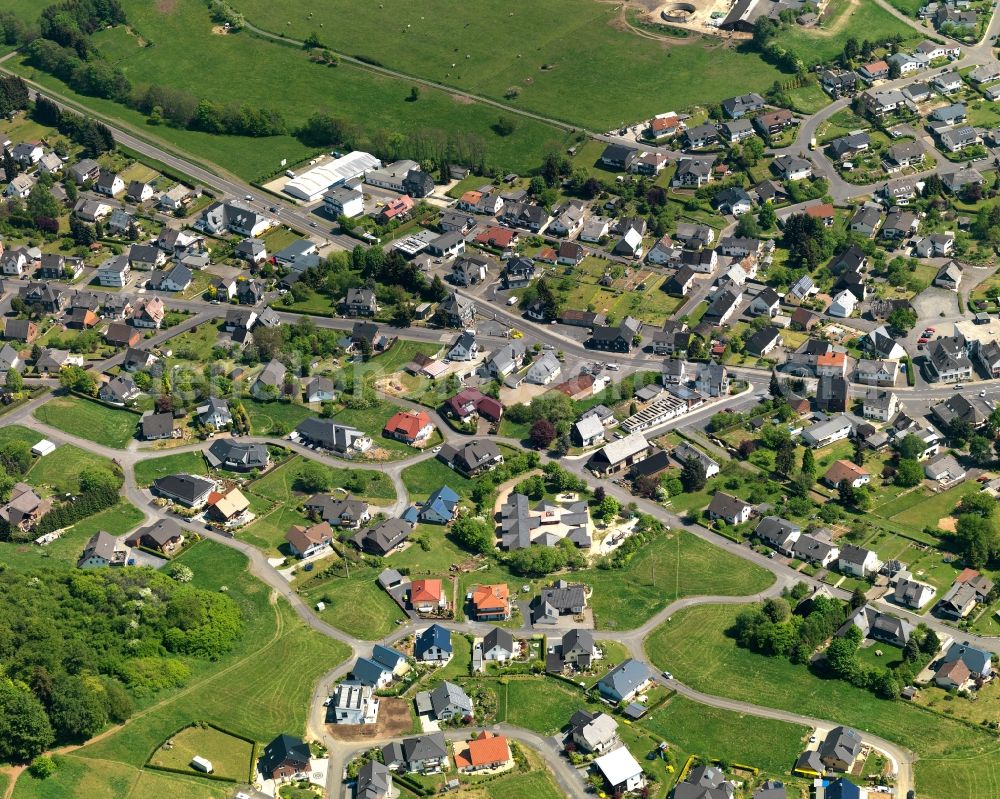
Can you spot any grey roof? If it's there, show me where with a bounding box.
[141,412,174,439]
[482,627,514,655]
[597,658,650,700]
[381,733,447,767]
[429,680,472,716]
[818,726,862,765]
[206,439,270,470]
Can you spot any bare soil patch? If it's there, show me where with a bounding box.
[325,697,412,740]
[937,516,957,533]
[211,25,230,35]
[155,0,177,14]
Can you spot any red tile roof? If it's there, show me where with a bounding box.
[472,584,509,613]
[384,410,432,440]
[454,732,511,769]
[410,578,442,603]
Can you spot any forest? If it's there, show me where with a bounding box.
[0,566,242,763]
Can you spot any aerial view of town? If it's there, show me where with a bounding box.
[3,0,1000,797]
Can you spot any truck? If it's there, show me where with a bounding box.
[190,756,214,774]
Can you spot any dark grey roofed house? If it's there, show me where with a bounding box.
[353,518,410,556]
[296,417,369,452]
[152,473,215,507]
[380,733,448,772]
[141,412,175,440]
[818,726,862,772]
[205,439,270,471]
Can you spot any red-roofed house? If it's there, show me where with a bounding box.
[805,203,835,227]
[378,195,414,224]
[384,410,435,444]
[410,578,446,612]
[454,732,512,772]
[823,459,871,489]
[474,226,518,249]
[448,388,504,422]
[816,351,847,376]
[471,584,510,621]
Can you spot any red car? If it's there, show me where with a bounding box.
[918,337,929,344]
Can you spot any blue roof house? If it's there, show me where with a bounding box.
[826,777,862,799]
[419,486,460,524]
[414,624,453,662]
[351,657,392,688]
[597,658,651,704]
[372,644,408,674]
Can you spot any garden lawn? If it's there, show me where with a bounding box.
[333,402,435,458]
[644,695,808,776]
[579,530,775,630]
[133,451,209,487]
[644,604,1000,799]
[34,396,139,449]
[148,725,254,782]
[401,455,474,502]
[76,541,350,762]
[0,502,144,572]
[243,399,313,436]
[486,771,563,799]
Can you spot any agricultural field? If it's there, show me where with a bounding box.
[33,396,140,449]
[10,0,574,181]
[147,724,254,782]
[645,604,1000,799]
[225,0,785,130]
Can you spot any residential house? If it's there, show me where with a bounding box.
[77,531,130,568]
[530,580,588,625]
[415,681,472,722]
[152,473,215,509]
[471,584,510,621]
[258,735,311,782]
[284,521,334,559]
[823,460,871,490]
[707,492,753,525]
[746,326,781,357]
[838,605,912,647]
[99,374,140,405]
[695,362,729,397]
[801,415,853,447]
[755,516,801,555]
[125,518,184,555]
[569,711,620,754]
[772,154,812,181]
[894,574,936,609]
[926,334,973,383]
[141,412,175,441]
[792,531,840,567]
[414,624,452,660]
[453,732,511,773]
[862,390,900,421]
[384,410,434,444]
[417,486,461,524]
[380,734,448,774]
[586,431,650,476]
[838,544,881,577]
[205,439,270,471]
[934,259,963,290]
[593,748,645,795]
[438,439,504,477]
[597,658,651,703]
[97,255,130,288]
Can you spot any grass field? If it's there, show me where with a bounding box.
[645,604,1000,799]
[25,443,116,495]
[644,695,808,777]
[226,0,784,129]
[148,725,254,782]
[773,0,918,66]
[13,755,233,799]
[297,564,407,639]
[485,771,563,799]
[579,530,775,630]
[133,451,209,487]
[34,396,139,449]
[495,678,597,734]
[0,424,42,447]
[244,399,314,435]
[67,541,349,772]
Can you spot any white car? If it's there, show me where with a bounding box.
[661,671,673,680]
[606,363,620,371]
[432,446,442,453]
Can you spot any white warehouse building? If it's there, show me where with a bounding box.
[283,151,382,202]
